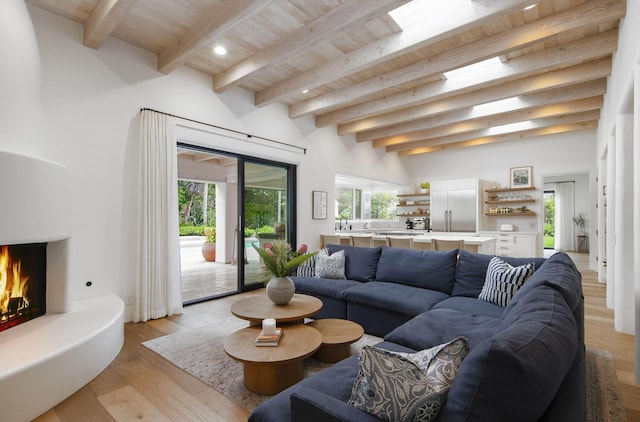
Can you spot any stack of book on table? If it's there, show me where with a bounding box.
[254,327,283,346]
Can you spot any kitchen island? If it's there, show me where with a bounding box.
[329,231,496,255]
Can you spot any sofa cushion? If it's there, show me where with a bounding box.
[291,276,361,300]
[439,286,577,421]
[375,247,458,294]
[327,244,382,282]
[315,249,346,279]
[348,338,469,422]
[384,308,500,350]
[342,281,449,317]
[452,250,547,297]
[478,257,535,306]
[432,296,503,318]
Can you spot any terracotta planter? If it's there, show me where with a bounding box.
[201,242,216,262]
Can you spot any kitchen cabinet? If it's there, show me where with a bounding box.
[480,232,537,258]
[431,178,480,232]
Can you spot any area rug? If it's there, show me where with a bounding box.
[143,319,625,419]
[586,346,626,422]
[142,317,381,411]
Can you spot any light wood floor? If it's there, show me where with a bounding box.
[35,253,639,422]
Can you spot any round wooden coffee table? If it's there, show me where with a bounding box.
[224,324,322,395]
[307,319,365,363]
[230,293,323,325]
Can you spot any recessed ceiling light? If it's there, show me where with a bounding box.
[302,89,309,94]
[523,3,538,11]
[213,46,227,56]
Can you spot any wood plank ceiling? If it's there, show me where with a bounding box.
[27,0,626,156]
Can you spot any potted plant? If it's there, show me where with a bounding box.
[572,213,588,234]
[201,226,216,262]
[253,240,317,305]
[419,182,430,194]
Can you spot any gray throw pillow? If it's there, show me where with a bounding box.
[478,256,535,307]
[348,337,469,422]
[314,249,346,279]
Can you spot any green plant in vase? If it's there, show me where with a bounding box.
[572,213,588,234]
[253,240,318,304]
[201,226,216,262]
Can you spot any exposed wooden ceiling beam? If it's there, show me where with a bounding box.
[211,0,411,93]
[337,60,610,135]
[289,0,624,118]
[318,30,617,128]
[373,97,603,148]
[397,121,599,156]
[83,0,137,49]
[158,0,270,74]
[254,0,539,107]
[386,110,601,152]
[359,93,605,143]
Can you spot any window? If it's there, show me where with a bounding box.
[336,188,359,219]
[335,174,402,221]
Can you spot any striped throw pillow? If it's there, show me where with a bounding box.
[296,250,322,277]
[478,257,535,307]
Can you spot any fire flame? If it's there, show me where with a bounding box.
[0,246,30,317]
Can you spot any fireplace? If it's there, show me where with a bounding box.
[0,243,46,332]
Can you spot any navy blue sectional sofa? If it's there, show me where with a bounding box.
[249,244,585,422]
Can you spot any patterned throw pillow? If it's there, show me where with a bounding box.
[348,337,470,422]
[295,250,324,277]
[314,249,346,279]
[478,256,535,307]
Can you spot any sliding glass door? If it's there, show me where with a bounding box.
[241,159,296,290]
[177,143,296,303]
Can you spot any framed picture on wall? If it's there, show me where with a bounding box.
[312,190,327,219]
[510,166,533,188]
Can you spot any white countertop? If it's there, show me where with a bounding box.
[334,231,496,245]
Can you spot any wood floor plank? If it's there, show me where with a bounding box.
[114,358,227,422]
[87,366,129,398]
[31,410,61,422]
[39,385,116,422]
[194,387,250,421]
[98,385,172,421]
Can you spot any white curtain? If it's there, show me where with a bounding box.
[133,110,183,322]
[554,182,576,251]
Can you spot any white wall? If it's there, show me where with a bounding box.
[595,1,640,377]
[28,5,409,321]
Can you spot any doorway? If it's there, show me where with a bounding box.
[543,190,555,250]
[176,145,296,304]
[543,173,590,255]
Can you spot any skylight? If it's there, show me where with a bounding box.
[442,56,503,80]
[388,0,428,29]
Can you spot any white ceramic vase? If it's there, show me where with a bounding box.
[266,276,295,305]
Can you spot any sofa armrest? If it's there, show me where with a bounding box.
[290,386,381,422]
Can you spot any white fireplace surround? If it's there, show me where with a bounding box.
[0,151,124,421]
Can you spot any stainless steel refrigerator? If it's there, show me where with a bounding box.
[431,179,479,232]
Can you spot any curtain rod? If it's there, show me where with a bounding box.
[140,108,306,154]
